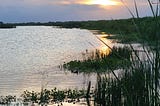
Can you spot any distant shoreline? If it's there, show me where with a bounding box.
[0,23,16,29]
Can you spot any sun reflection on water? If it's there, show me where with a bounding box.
[98,34,112,55]
[100,46,111,55]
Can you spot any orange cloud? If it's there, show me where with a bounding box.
[81,0,121,5]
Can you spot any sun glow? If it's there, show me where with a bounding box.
[98,34,112,55]
[85,0,120,6]
[101,46,111,55]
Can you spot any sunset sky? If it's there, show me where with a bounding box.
[0,0,156,22]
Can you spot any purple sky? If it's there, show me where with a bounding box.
[0,0,156,22]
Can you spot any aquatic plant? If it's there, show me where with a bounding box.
[20,88,87,105]
[63,46,132,73]
[0,95,16,105]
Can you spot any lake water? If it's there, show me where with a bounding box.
[0,26,112,96]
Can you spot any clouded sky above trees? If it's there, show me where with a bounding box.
[0,0,155,22]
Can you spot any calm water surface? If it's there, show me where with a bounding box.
[0,26,112,96]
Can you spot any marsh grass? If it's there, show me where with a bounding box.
[94,0,160,106]
[94,60,155,106]
[63,46,132,73]
[19,1,160,105]
[62,1,160,104]
[1,1,159,106]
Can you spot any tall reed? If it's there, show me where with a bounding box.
[94,0,160,106]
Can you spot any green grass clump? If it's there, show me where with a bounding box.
[63,46,132,73]
[94,62,154,106]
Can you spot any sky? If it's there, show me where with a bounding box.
[0,0,157,22]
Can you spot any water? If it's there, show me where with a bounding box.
[0,26,109,96]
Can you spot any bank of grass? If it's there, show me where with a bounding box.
[52,16,160,44]
[8,14,159,43]
[63,46,132,73]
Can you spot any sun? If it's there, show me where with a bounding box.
[85,0,120,6]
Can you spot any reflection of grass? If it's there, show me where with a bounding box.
[63,46,132,73]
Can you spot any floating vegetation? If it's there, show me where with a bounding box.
[0,95,16,105]
[20,88,87,105]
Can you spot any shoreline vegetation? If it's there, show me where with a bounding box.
[0,88,91,105]
[63,46,132,73]
[2,16,159,44]
[59,3,160,105]
[1,1,160,105]
[0,22,16,29]
[6,16,160,44]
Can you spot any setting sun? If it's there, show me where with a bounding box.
[85,0,120,5]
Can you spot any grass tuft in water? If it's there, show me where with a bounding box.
[63,46,132,73]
